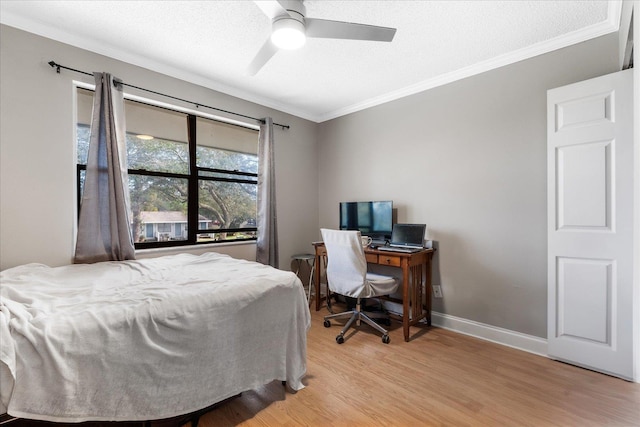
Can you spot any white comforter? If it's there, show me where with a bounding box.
[0,252,310,422]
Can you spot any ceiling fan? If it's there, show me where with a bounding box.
[248,0,397,75]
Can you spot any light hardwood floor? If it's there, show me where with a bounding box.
[198,306,640,427]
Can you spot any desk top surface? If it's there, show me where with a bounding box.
[313,241,433,257]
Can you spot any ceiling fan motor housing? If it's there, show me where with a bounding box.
[271,1,307,49]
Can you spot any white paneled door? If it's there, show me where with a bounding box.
[547,69,634,380]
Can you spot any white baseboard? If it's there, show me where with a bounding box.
[430,311,548,357]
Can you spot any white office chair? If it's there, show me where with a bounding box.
[321,228,399,344]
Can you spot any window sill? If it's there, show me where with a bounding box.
[136,240,256,256]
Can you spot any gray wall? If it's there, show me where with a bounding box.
[0,25,319,271]
[317,34,621,338]
[0,23,626,340]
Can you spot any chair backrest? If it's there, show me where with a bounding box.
[320,228,367,298]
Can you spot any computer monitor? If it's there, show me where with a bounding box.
[339,200,393,240]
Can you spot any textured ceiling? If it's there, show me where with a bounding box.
[0,1,620,122]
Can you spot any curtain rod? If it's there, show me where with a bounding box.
[48,61,290,130]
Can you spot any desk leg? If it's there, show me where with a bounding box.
[314,253,322,311]
[425,254,432,326]
[401,253,432,342]
[402,262,410,342]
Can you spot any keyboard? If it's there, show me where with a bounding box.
[377,246,423,253]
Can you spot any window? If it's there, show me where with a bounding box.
[76,88,259,249]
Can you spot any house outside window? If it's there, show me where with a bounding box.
[76,88,258,249]
[157,223,171,233]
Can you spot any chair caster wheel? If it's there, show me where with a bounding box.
[382,334,390,344]
[323,320,331,328]
[336,334,345,344]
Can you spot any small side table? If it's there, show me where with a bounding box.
[291,253,315,304]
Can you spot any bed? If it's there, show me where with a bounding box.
[0,252,310,422]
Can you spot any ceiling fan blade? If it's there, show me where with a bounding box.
[253,0,290,19]
[305,18,396,42]
[247,38,279,76]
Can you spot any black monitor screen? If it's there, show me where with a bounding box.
[339,200,393,239]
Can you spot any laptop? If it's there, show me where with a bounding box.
[378,223,426,253]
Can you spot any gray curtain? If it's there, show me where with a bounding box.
[74,73,135,263]
[256,117,279,268]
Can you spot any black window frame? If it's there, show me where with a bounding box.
[77,102,259,250]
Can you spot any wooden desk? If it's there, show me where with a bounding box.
[313,243,435,342]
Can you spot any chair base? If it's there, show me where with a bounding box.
[323,299,392,344]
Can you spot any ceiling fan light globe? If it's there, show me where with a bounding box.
[271,18,306,50]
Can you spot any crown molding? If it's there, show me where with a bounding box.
[1,1,623,124]
[317,0,623,123]
[0,10,319,123]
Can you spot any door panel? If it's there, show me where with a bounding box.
[556,257,613,344]
[547,70,634,380]
[556,140,612,230]
[555,91,613,131]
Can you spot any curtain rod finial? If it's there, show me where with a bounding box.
[48,61,60,73]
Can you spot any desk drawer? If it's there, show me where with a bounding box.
[378,254,401,267]
[365,253,378,263]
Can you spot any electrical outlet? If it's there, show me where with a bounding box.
[432,285,443,298]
